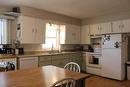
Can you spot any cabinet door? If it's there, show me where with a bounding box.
[65,24,81,44]
[52,58,69,68]
[39,61,52,67]
[52,54,70,68]
[81,25,90,44]
[20,16,35,43]
[19,57,38,70]
[122,19,130,33]
[69,53,82,67]
[82,53,86,72]
[100,22,111,34]
[38,56,52,67]
[90,24,101,36]
[111,20,122,33]
[35,19,46,44]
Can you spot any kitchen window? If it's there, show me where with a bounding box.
[42,23,65,50]
[0,18,11,44]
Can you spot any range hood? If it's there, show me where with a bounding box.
[4,7,20,17]
[4,12,20,17]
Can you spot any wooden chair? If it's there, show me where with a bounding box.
[51,78,75,87]
[64,62,80,72]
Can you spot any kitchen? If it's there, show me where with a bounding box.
[0,0,130,87]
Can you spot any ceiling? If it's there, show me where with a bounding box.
[0,0,130,19]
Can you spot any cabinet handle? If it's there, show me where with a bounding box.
[32,28,34,32]
[119,25,121,29]
[35,29,37,33]
[98,26,99,30]
[122,24,124,28]
[19,30,21,39]
[111,22,113,32]
[88,33,90,36]
[100,27,102,32]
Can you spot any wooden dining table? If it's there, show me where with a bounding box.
[0,65,90,87]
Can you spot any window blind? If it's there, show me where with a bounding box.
[0,18,11,44]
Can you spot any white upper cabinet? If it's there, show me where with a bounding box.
[90,24,101,36]
[35,19,46,44]
[112,19,130,33]
[64,24,81,44]
[19,16,35,43]
[86,19,130,35]
[19,16,46,44]
[122,19,130,33]
[100,22,111,34]
[81,25,91,44]
[111,20,122,33]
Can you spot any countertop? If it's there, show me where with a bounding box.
[0,51,82,59]
[0,65,90,87]
[0,51,101,59]
[126,61,130,65]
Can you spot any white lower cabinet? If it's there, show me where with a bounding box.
[127,65,130,80]
[19,57,38,70]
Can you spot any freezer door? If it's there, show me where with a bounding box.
[101,48,124,80]
[102,34,122,49]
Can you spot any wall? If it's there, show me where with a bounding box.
[82,10,130,25]
[0,6,11,15]
[20,6,81,26]
[20,44,44,52]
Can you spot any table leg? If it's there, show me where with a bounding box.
[76,79,85,87]
[80,79,85,87]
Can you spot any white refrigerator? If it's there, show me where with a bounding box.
[101,34,127,80]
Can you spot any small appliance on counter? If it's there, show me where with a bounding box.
[0,58,17,72]
[0,45,12,54]
[82,45,94,52]
[12,48,24,55]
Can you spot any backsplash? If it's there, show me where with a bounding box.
[0,44,90,53]
[21,44,83,52]
[60,44,82,51]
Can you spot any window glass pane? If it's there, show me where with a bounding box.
[43,23,66,50]
[45,38,56,48]
[0,19,9,44]
[60,25,66,44]
[46,23,57,37]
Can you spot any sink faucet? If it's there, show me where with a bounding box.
[50,44,54,54]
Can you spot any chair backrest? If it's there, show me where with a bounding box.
[64,62,80,72]
[51,78,75,87]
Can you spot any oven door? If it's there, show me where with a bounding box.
[86,53,101,68]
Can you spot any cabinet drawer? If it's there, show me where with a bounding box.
[39,61,52,67]
[39,56,52,62]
